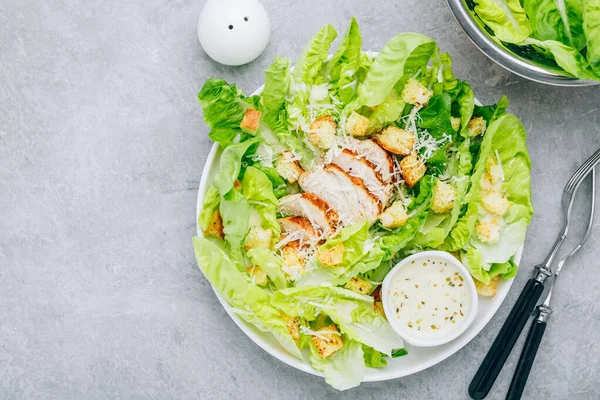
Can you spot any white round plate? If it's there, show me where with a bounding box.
[195,84,523,381]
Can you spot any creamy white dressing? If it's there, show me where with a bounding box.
[386,257,472,338]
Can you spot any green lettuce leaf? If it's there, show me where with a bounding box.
[271,286,404,355]
[220,189,251,266]
[192,237,301,358]
[583,0,600,75]
[308,336,365,391]
[523,0,586,50]
[293,25,338,84]
[357,33,436,107]
[325,17,363,104]
[198,79,262,147]
[214,139,259,196]
[198,185,220,232]
[247,248,288,290]
[263,57,291,113]
[522,38,599,79]
[241,166,281,246]
[473,0,532,43]
[362,345,388,368]
[380,175,434,259]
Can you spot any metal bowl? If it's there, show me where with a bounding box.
[447,0,599,87]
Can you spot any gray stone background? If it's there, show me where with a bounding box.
[1,0,599,399]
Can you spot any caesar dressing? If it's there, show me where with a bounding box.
[385,256,473,340]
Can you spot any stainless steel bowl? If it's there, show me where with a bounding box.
[447,0,599,87]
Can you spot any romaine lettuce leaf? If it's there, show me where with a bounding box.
[271,286,403,355]
[247,248,288,290]
[241,166,281,244]
[308,336,365,391]
[523,38,599,79]
[220,189,251,266]
[193,237,302,359]
[198,79,262,147]
[523,0,586,50]
[472,0,532,43]
[357,33,436,107]
[583,0,600,75]
[214,139,259,196]
[198,185,220,232]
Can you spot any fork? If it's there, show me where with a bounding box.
[506,168,596,399]
[469,147,600,400]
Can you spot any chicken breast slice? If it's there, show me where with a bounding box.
[278,193,338,235]
[278,216,320,244]
[299,164,381,226]
[330,148,393,206]
[345,138,395,183]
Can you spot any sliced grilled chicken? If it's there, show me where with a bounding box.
[278,193,338,235]
[345,138,395,183]
[330,148,393,206]
[278,216,320,243]
[299,164,380,225]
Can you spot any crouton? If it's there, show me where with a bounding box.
[451,117,461,131]
[345,112,370,137]
[373,126,415,156]
[475,275,499,297]
[476,217,501,244]
[233,180,242,190]
[280,245,306,281]
[431,180,457,214]
[246,265,268,286]
[379,201,408,229]
[240,108,261,133]
[468,117,487,137]
[400,154,427,188]
[281,312,300,340]
[401,78,433,106]
[311,324,344,358]
[374,301,386,318]
[482,191,510,216]
[308,115,337,149]
[345,277,373,295]
[204,210,224,239]
[244,226,272,250]
[317,243,344,267]
[275,151,303,183]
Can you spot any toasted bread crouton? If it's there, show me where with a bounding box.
[476,216,501,244]
[451,117,461,131]
[204,210,224,238]
[475,275,499,297]
[482,191,510,216]
[317,243,344,267]
[431,181,457,214]
[233,179,242,190]
[281,245,306,281]
[308,115,337,149]
[401,78,433,106]
[379,201,408,229]
[240,108,261,133]
[400,154,427,188]
[373,126,415,156]
[246,265,268,286]
[275,151,303,183]
[345,112,370,137]
[345,277,373,295]
[311,324,344,358]
[280,312,301,340]
[374,301,386,318]
[244,226,272,250]
[468,116,487,137]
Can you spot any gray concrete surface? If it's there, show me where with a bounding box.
[1,0,599,399]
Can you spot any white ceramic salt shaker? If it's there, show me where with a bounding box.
[197,0,271,66]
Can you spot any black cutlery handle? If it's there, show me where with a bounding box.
[506,318,547,400]
[468,278,545,400]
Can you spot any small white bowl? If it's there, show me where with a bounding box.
[381,251,479,347]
